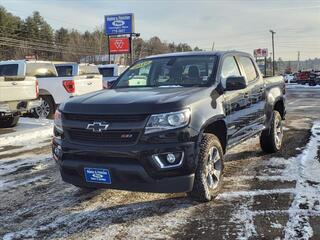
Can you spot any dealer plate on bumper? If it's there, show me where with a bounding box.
[84,168,111,184]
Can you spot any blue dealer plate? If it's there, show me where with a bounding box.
[84,168,111,184]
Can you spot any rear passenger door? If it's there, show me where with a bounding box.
[237,55,266,132]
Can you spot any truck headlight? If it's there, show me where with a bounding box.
[145,109,191,134]
[54,110,63,133]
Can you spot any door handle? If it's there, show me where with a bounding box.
[11,82,17,85]
[87,82,92,85]
[243,92,249,98]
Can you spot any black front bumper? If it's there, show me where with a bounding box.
[53,139,197,193]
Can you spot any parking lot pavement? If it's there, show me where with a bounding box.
[1,88,320,239]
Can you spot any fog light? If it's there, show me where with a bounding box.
[152,152,184,169]
[166,153,176,163]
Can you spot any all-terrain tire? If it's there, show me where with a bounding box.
[188,133,224,202]
[0,115,20,128]
[260,111,283,153]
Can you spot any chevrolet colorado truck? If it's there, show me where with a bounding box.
[53,51,286,202]
[0,60,40,128]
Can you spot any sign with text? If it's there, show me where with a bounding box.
[253,48,268,58]
[105,13,134,35]
[109,37,130,54]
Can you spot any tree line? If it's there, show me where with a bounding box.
[0,6,198,63]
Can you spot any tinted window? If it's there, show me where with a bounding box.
[26,63,57,78]
[116,56,216,88]
[220,56,241,87]
[0,64,18,76]
[239,56,258,82]
[55,66,73,77]
[99,67,114,77]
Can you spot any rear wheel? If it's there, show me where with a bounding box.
[0,115,20,128]
[33,95,55,119]
[188,134,224,202]
[260,111,283,153]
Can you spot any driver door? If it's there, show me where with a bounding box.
[221,55,251,145]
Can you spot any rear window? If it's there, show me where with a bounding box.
[98,67,114,77]
[0,64,18,76]
[55,66,73,77]
[239,57,258,82]
[79,65,100,75]
[26,63,58,78]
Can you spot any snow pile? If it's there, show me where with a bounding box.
[0,118,53,148]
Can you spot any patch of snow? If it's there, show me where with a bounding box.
[283,121,320,240]
[286,84,320,89]
[271,222,283,229]
[222,121,320,239]
[230,197,257,239]
[0,117,53,148]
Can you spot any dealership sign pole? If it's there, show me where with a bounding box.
[105,13,135,64]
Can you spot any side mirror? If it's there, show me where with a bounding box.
[225,76,247,91]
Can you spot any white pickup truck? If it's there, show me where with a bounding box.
[32,62,102,118]
[0,60,40,127]
[97,64,127,88]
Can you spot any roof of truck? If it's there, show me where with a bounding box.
[145,50,252,59]
[0,60,52,65]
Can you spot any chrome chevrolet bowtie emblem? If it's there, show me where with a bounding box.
[86,122,109,132]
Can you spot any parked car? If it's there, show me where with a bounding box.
[295,70,311,85]
[28,62,103,118]
[53,51,286,202]
[0,60,40,128]
[97,64,127,88]
[284,73,295,84]
[308,70,320,86]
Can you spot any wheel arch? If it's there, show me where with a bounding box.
[38,89,56,105]
[198,116,227,154]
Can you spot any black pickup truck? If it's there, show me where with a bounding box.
[52,51,286,202]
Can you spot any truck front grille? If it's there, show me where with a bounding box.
[68,129,140,145]
[64,113,148,123]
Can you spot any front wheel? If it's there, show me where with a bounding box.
[260,111,283,153]
[0,116,20,128]
[188,134,224,202]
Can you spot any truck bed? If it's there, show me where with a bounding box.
[0,76,37,102]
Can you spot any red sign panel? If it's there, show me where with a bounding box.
[253,48,268,58]
[109,37,130,54]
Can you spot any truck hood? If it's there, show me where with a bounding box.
[61,87,213,115]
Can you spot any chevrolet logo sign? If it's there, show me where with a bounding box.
[86,122,109,133]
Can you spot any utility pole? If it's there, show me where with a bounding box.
[211,41,215,51]
[297,51,300,71]
[269,30,276,76]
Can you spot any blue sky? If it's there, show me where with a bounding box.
[0,0,319,60]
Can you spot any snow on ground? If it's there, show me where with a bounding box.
[286,83,320,89]
[218,121,320,239]
[0,117,53,155]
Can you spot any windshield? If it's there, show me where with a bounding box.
[115,55,216,88]
[79,65,100,75]
[26,63,58,78]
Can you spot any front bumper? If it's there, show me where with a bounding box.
[52,139,197,193]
